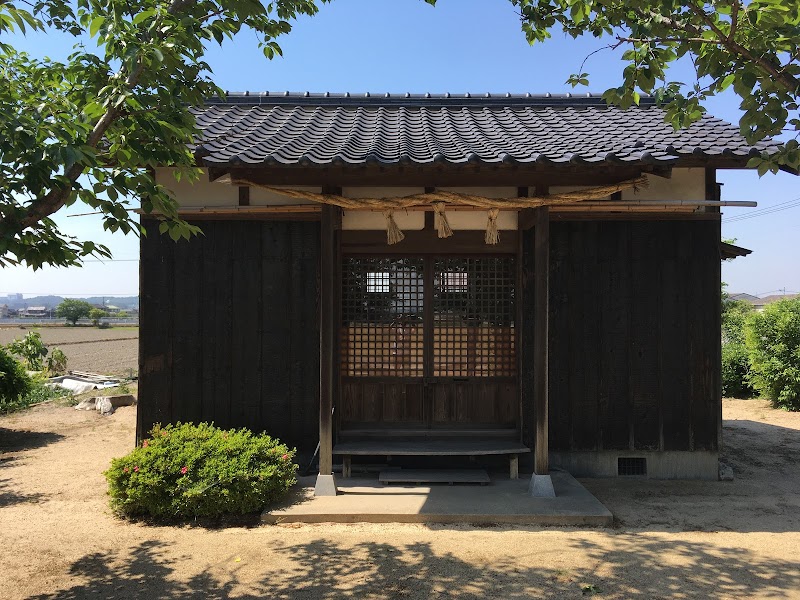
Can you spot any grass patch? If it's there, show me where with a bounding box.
[0,378,71,415]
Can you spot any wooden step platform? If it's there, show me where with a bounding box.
[379,469,490,485]
[335,439,529,479]
[334,440,529,456]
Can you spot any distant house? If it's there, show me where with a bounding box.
[759,294,799,310]
[729,293,798,312]
[0,304,8,318]
[21,306,48,318]
[728,293,759,303]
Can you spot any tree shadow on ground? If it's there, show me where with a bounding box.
[28,533,800,599]
[26,540,236,600]
[0,477,44,507]
[0,427,64,453]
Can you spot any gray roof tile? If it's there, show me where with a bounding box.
[191,93,777,168]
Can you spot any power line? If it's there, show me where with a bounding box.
[724,202,800,223]
[0,292,138,297]
[755,289,800,296]
[724,198,800,223]
[723,196,800,219]
[724,195,800,223]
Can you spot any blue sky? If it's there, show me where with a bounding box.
[2,0,798,298]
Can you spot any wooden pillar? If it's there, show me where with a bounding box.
[533,206,550,475]
[315,202,339,495]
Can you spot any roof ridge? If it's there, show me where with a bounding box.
[203,91,658,107]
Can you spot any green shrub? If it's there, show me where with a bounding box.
[6,330,48,370]
[46,348,68,374]
[105,422,297,519]
[745,298,800,410]
[26,377,70,405]
[0,347,32,412]
[721,298,756,398]
[722,343,754,398]
[88,308,108,326]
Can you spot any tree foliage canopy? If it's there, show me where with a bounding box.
[0,0,325,269]
[513,0,799,173]
[427,0,799,173]
[55,298,93,324]
[721,294,756,398]
[745,298,800,410]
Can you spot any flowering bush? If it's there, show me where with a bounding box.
[105,422,297,519]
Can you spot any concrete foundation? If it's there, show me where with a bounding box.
[313,474,338,496]
[264,471,612,526]
[551,450,720,480]
[529,474,556,497]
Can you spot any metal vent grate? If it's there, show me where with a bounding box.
[618,457,647,476]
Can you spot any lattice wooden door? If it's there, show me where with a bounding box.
[339,256,518,432]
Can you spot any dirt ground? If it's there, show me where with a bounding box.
[0,400,799,600]
[0,326,138,377]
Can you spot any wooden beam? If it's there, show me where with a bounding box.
[519,184,547,230]
[173,212,321,221]
[516,193,526,447]
[341,230,517,254]
[518,209,536,231]
[318,203,337,480]
[533,206,550,475]
[220,165,646,187]
[238,186,250,206]
[550,212,721,222]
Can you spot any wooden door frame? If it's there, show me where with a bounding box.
[336,249,521,434]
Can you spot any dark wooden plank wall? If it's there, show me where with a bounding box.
[522,219,721,453]
[138,219,320,451]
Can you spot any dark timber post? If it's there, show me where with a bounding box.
[530,205,555,496]
[315,202,338,496]
[534,206,550,474]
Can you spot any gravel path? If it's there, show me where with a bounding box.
[1,399,799,599]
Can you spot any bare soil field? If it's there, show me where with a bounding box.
[0,326,138,377]
[1,398,799,599]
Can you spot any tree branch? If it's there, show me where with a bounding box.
[617,36,724,45]
[729,0,740,41]
[11,0,193,229]
[688,3,800,94]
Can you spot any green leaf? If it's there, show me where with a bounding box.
[132,9,156,25]
[89,16,105,37]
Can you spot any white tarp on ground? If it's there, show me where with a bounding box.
[47,376,120,394]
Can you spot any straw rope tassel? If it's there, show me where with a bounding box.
[485,208,500,245]
[432,202,453,239]
[384,210,405,244]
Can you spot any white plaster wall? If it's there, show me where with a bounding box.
[550,169,706,202]
[155,167,236,207]
[436,187,518,230]
[154,168,321,207]
[622,168,706,201]
[342,187,426,230]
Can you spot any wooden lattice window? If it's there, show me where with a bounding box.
[433,258,516,378]
[341,258,424,377]
[341,256,516,378]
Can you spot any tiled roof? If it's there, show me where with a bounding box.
[192,92,776,168]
